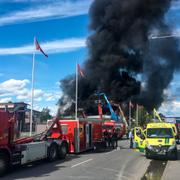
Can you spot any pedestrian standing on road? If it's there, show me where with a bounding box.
[112,129,118,149]
[129,130,134,149]
[103,129,109,147]
[107,131,112,148]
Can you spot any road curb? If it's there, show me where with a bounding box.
[161,161,170,180]
[162,160,180,180]
[162,145,180,180]
[135,156,151,180]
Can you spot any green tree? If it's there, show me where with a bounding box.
[40,107,52,123]
[131,106,154,128]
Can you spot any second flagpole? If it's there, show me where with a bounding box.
[75,62,78,120]
[75,62,80,152]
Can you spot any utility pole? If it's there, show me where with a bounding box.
[136,104,139,126]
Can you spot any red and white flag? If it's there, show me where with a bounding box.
[77,64,85,77]
[34,37,48,58]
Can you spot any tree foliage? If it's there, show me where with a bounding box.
[40,107,52,123]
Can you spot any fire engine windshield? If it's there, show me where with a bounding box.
[102,125,114,130]
[147,128,173,138]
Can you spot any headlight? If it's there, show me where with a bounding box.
[147,144,153,150]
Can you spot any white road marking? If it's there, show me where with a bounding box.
[105,149,118,155]
[71,159,93,168]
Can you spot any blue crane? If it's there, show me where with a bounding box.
[97,93,119,121]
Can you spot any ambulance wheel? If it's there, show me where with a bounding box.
[145,149,151,159]
[47,144,58,162]
[0,153,8,176]
[58,143,68,159]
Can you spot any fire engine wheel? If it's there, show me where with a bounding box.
[47,144,58,162]
[0,153,8,176]
[58,143,68,159]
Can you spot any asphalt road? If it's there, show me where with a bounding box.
[1,140,159,180]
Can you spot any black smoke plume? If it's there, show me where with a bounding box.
[59,0,180,115]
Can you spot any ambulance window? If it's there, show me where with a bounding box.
[147,128,173,138]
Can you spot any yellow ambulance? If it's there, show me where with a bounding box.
[134,123,178,159]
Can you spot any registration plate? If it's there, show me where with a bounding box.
[157,151,166,155]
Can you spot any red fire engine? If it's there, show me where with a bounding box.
[0,105,106,176]
[97,93,128,139]
[102,120,126,139]
[47,117,106,153]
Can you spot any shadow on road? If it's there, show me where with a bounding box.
[141,160,167,180]
[3,154,81,180]
[3,146,118,179]
[80,147,116,155]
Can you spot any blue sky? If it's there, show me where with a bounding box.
[0,0,179,116]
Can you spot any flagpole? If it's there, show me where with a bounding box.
[129,101,131,129]
[30,38,36,136]
[75,62,80,152]
[75,62,78,120]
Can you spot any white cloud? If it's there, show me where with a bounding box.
[0,97,12,103]
[33,104,42,112]
[159,100,180,116]
[16,89,44,101]
[0,79,29,90]
[48,105,58,116]
[28,103,58,116]
[55,81,61,87]
[0,0,93,26]
[0,79,30,97]
[0,38,86,56]
[0,79,61,105]
[45,92,62,102]
[0,78,62,115]
[163,89,172,97]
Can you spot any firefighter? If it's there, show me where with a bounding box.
[103,129,109,147]
[107,131,112,148]
[112,129,118,149]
